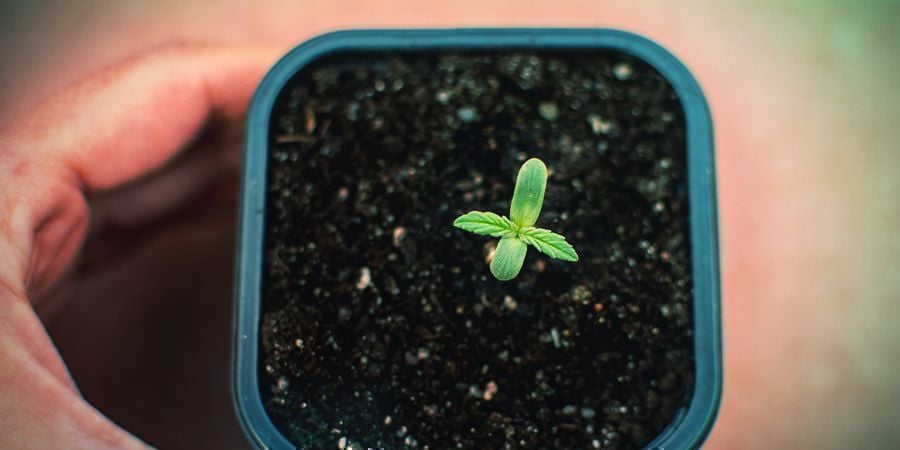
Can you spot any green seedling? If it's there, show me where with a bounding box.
[453,158,578,281]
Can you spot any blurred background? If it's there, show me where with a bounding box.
[1,0,898,448]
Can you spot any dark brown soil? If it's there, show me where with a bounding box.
[260,51,693,449]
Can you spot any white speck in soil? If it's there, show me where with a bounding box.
[392,226,407,246]
[587,114,613,135]
[337,187,349,202]
[551,327,561,348]
[294,338,304,348]
[275,376,290,392]
[538,101,559,121]
[569,285,592,304]
[483,241,497,264]
[562,405,577,415]
[660,304,672,318]
[337,436,347,449]
[385,275,400,295]
[345,102,359,121]
[374,79,386,92]
[483,381,498,401]
[338,307,351,322]
[303,107,316,133]
[456,106,478,122]
[658,158,673,170]
[572,178,584,191]
[581,407,597,419]
[384,415,392,425]
[435,89,451,104]
[596,140,609,153]
[613,62,634,80]
[654,201,665,213]
[396,426,408,438]
[355,267,372,290]
[503,295,518,311]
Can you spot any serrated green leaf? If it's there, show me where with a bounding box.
[453,211,516,238]
[509,158,547,227]
[490,236,528,281]
[518,227,579,262]
[453,158,578,281]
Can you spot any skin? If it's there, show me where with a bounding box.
[0,45,279,449]
[1,1,898,449]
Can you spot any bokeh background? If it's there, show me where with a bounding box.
[1,0,898,449]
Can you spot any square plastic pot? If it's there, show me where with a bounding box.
[233,28,722,450]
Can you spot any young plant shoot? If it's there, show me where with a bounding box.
[453,158,578,281]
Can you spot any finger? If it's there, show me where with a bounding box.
[6,43,279,191]
[1,43,280,296]
[0,297,147,450]
[87,118,242,231]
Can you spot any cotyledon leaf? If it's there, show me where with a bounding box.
[509,158,547,227]
[518,227,579,262]
[490,236,528,281]
[453,211,517,238]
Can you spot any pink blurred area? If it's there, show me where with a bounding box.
[2,1,898,448]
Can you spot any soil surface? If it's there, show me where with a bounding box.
[260,51,693,449]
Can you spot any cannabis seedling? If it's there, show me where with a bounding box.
[453,158,578,281]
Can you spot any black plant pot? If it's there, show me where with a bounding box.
[233,28,721,450]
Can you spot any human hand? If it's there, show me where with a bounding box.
[0,44,278,449]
